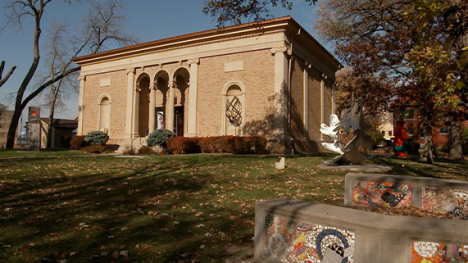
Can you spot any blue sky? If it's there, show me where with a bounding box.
[0,0,330,121]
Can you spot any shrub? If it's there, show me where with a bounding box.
[84,131,109,145]
[147,129,175,147]
[232,136,266,154]
[70,136,88,150]
[119,145,136,155]
[199,136,234,153]
[137,145,155,155]
[166,137,201,154]
[81,144,106,154]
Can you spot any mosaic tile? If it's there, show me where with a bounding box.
[263,214,355,263]
[411,241,468,263]
[422,187,468,218]
[351,181,412,207]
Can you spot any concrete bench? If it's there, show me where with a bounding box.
[254,198,468,263]
[345,173,468,217]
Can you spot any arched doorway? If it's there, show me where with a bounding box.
[173,68,189,137]
[137,75,150,137]
[155,71,170,130]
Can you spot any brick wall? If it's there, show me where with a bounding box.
[197,49,275,137]
[308,69,322,142]
[82,70,127,137]
[290,56,304,139]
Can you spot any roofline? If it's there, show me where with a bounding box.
[73,16,340,68]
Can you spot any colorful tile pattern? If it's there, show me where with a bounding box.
[351,181,412,207]
[412,241,468,262]
[263,214,355,263]
[422,187,468,218]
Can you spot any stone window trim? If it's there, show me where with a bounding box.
[221,80,246,136]
[97,93,112,134]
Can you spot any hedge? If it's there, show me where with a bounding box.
[166,136,266,154]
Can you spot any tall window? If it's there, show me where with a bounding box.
[99,97,111,133]
[222,83,245,135]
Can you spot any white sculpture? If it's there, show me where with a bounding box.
[320,98,373,165]
[320,114,343,154]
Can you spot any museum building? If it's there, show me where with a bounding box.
[73,16,341,153]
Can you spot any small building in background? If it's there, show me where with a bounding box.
[0,110,18,149]
[39,118,78,149]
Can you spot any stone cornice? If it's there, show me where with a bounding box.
[74,18,292,66]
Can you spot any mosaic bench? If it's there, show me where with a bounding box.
[254,198,468,263]
[345,173,468,218]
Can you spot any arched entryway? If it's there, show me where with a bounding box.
[154,70,169,131]
[137,74,151,137]
[173,67,189,137]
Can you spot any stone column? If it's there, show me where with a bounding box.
[133,84,140,137]
[271,46,289,136]
[148,78,156,134]
[125,68,136,137]
[77,75,86,135]
[303,63,310,136]
[187,58,199,137]
[320,75,325,140]
[167,79,175,132]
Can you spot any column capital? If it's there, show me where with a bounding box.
[126,68,136,75]
[78,75,86,81]
[188,58,200,65]
[168,80,176,88]
[270,45,291,55]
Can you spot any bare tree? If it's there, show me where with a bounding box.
[2,0,135,149]
[0,61,16,88]
[40,23,78,148]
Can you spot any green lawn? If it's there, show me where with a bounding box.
[0,151,466,262]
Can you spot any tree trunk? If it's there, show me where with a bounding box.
[423,122,434,164]
[46,92,58,149]
[6,106,24,149]
[447,120,464,160]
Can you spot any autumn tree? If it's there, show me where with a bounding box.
[203,0,316,26]
[1,0,134,149]
[315,0,468,162]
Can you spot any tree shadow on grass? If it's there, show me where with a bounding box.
[0,154,276,262]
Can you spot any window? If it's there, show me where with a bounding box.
[440,127,447,134]
[99,96,111,133]
[408,128,414,136]
[222,82,245,136]
[381,131,385,135]
[419,128,424,138]
[388,131,392,137]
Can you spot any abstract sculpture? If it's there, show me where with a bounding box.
[321,98,372,165]
[320,114,343,154]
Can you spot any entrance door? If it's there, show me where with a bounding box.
[174,106,184,137]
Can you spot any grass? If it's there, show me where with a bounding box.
[0,151,466,262]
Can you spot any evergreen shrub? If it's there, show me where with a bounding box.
[146,129,176,147]
[84,131,109,145]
